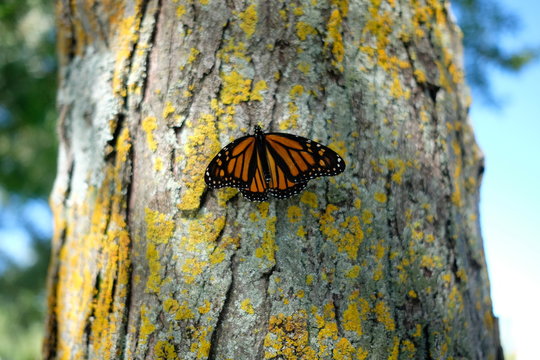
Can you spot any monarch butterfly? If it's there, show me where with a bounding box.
[205,126,345,201]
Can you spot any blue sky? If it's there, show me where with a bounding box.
[470,0,540,358]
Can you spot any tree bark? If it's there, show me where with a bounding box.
[45,0,502,359]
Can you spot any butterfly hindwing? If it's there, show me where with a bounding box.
[268,181,308,199]
[240,149,268,201]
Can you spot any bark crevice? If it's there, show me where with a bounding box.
[207,253,236,360]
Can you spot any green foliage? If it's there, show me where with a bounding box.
[452,0,538,102]
[0,0,57,197]
[0,2,56,358]
[0,240,50,360]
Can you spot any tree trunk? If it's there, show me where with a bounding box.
[45,0,502,359]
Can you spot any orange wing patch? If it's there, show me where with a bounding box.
[205,136,256,189]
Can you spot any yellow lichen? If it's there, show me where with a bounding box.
[413,324,422,337]
[442,273,452,284]
[317,302,339,347]
[388,336,400,360]
[300,191,318,208]
[325,9,345,71]
[145,208,175,244]
[139,305,156,345]
[448,285,464,315]
[290,84,305,98]
[401,339,416,357]
[296,21,317,41]
[414,68,426,82]
[162,101,176,119]
[374,192,387,203]
[142,116,158,151]
[258,202,270,219]
[484,310,494,330]
[297,62,311,74]
[346,265,360,279]
[411,227,423,241]
[239,4,258,38]
[293,5,304,16]
[358,0,420,99]
[374,301,395,331]
[279,101,300,130]
[112,11,143,97]
[251,80,268,101]
[456,268,468,282]
[176,5,186,18]
[336,215,364,260]
[220,39,251,63]
[451,140,464,207]
[287,205,303,223]
[374,239,386,260]
[155,340,178,359]
[255,216,277,264]
[333,337,358,360]
[220,71,252,105]
[331,0,349,16]
[189,325,212,358]
[181,258,207,284]
[343,291,369,336]
[388,159,406,184]
[198,300,211,314]
[390,76,411,99]
[420,255,442,269]
[240,298,255,314]
[163,298,195,320]
[144,208,175,293]
[178,215,227,269]
[362,210,373,224]
[146,242,162,293]
[154,157,163,172]
[187,47,200,64]
[264,312,316,359]
[178,113,221,210]
[209,246,226,264]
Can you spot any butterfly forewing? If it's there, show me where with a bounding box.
[204,136,256,189]
[264,133,345,183]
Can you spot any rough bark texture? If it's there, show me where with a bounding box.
[45,0,502,359]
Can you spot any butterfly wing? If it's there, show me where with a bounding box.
[264,145,309,199]
[205,129,346,202]
[204,135,257,189]
[239,147,269,201]
[264,132,346,184]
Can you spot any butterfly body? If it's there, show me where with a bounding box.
[205,126,345,201]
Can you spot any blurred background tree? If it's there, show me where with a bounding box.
[453,0,538,103]
[0,0,535,359]
[0,0,56,359]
